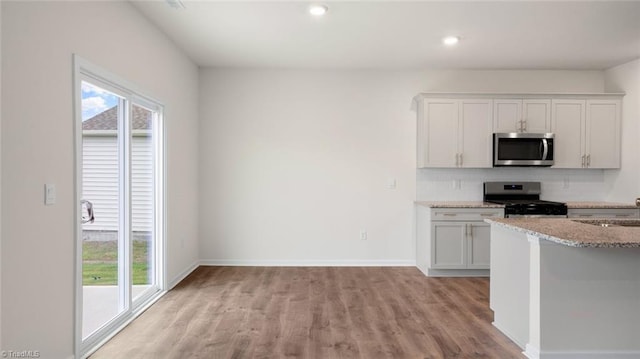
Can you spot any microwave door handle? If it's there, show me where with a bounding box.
[541,138,549,160]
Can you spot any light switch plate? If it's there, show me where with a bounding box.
[45,184,56,205]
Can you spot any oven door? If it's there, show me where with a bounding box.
[493,133,554,167]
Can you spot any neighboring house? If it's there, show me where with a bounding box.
[82,105,153,233]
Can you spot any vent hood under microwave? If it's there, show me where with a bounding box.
[493,133,554,167]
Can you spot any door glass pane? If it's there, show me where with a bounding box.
[131,104,156,302]
[81,81,124,339]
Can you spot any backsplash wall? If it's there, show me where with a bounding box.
[417,168,610,202]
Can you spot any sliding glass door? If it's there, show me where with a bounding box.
[75,57,164,356]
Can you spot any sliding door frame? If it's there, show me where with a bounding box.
[73,55,167,358]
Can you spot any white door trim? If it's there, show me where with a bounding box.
[73,54,166,358]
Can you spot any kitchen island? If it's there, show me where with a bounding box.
[487,218,640,359]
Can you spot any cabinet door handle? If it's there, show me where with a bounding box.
[459,153,463,166]
[581,155,586,168]
[480,213,496,217]
[587,154,591,167]
[468,224,473,238]
[522,119,526,132]
[442,213,457,217]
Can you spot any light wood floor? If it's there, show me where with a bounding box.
[91,266,523,358]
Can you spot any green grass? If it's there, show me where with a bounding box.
[83,240,151,286]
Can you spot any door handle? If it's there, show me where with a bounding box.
[541,138,549,160]
[81,200,95,224]
[581,155,586,168]
[587,154,591,167]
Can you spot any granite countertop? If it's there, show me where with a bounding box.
[415,201,504,208]
[565,201,639,209]
[486,218,640,248]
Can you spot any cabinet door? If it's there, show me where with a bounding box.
[586,100,620,169]
[419,99,459,167]
[431,222,467,269]
[459,100,493,168]
[551,100,586,168]
[493,99,522,133]
[467,223,491,269]
[522,100,551,133]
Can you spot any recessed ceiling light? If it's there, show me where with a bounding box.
[309,4,328,16]
[443,36,460,46]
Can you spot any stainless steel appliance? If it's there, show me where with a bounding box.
[493,133,554,167]
[484,181,567,218]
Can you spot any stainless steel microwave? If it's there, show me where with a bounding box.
[493,133,554,167]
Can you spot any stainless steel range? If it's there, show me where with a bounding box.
[483,181,568,218]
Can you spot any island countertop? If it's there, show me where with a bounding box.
[485,217,640,248]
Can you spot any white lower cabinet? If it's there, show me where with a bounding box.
[431,222,466,268]
[431,222,491,269]
[417,206,503,276]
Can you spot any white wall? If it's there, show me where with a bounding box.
[1,2,199,358]
[0,1,3,352]
[604,58,640,203]
[199,69,419,264]
[199,69,604,264]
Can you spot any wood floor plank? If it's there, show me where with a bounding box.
[91,266,524,359]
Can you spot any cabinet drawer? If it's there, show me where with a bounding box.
[567,208,640,219]
[431,209,503,221]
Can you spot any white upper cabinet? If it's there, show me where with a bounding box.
[414,93,622,170]
[417,98,492,168]
[551,99,621,169]
[551,100,586,168]
[586,100,621,169]
[460,100,494,168]
[493,99,551,133]
[418,99,459,167]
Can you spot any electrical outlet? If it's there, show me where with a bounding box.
[386,178,397,189]
[360,230,367,240]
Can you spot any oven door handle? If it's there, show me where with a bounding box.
[541,138,549,160]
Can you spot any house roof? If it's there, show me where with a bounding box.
[83,106,152,131]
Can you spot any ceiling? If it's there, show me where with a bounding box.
[131,1,640,70]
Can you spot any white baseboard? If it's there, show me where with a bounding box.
[427,268,490,277]
[524,344,540,359]
[167,261,199,289]
[525,344,640,359]
[492,321,526,349]
[199,259,416,267]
